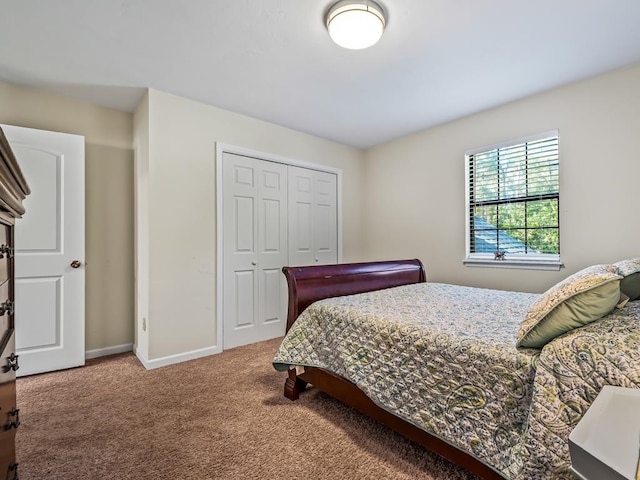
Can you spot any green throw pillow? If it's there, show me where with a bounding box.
[516,264,622,349]
[614,258,640,301]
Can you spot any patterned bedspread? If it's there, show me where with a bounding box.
[509,300,640,479]
[272,283,640,479]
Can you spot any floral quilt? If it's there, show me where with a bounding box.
[506,300,640,479]
[273,282,640,479]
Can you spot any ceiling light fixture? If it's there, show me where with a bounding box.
[325,0,387,50]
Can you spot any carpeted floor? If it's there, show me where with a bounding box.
[16,337,478,480]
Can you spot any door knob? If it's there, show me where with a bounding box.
[70,260,82,268]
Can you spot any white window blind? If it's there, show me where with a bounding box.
[465,130,561,270]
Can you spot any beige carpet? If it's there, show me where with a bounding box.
[16,338,478,480]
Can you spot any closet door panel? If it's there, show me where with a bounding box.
[288,166,315,266]
[256,161,288,338]
[223,153,287,349]
[234,270,255,328]
[223,153,259,348]
[289,166,338,266]
[261,268,283,324]
[294,203,312,251]
[234,196,255,252]
[313,171,338,264]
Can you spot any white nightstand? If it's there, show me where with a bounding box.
[569,386,640,480]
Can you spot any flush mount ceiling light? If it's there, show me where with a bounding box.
[325,0,387,50]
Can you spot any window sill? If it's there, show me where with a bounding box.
[463,258,564,271]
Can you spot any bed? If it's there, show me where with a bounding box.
[272,259,640,480]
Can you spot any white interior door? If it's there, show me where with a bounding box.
[1,124,85,377]
[222,153,288,349]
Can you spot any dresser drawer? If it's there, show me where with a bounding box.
[0,441,18,480]
[0,280,11,341]
[0,224,9,285]
[0,331,17,477]
[0,377,16,419]
[0,380,18,449]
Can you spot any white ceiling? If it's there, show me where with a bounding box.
[1,1,640,148]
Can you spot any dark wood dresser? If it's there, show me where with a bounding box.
[0,126,30,480]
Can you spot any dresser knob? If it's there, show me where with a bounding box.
[7,462,19,480]
[3,353,19,373]
[0,300,13,316]
[4,407,20,430]
[0,244,13,259]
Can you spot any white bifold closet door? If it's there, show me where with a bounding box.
[222,153,289,349]
[287,165,338,267]
[222,153,338,349]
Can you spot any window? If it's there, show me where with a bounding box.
[465,130,561,270]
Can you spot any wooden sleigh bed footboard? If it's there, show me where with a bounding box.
[280,259,505,480]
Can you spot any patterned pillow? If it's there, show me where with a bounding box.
[614,258,640,301]
[516,264,622,348]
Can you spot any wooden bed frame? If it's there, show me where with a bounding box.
[281,259,506,480]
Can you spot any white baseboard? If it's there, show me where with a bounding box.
[85,343,134,360]
[133,344,222,370]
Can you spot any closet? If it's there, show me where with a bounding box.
[221,151,339,349]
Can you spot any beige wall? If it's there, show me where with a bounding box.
[363,63,640,293]
[6,61,639,360]
[137,89,364,361]
[133,92,150,359]
[0,81,135,352]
